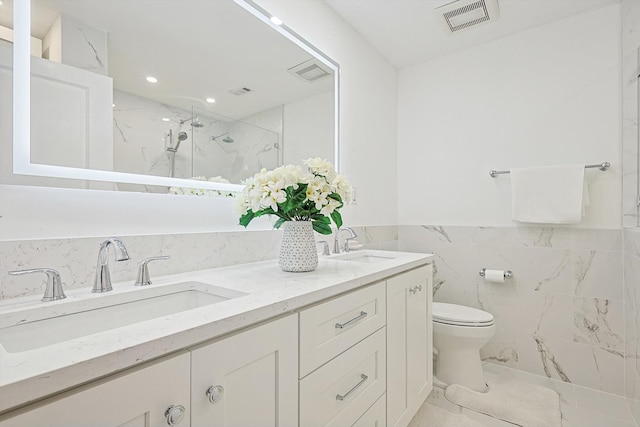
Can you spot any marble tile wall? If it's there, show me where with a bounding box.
[625,228,640,423]
[622,0,640,228]
[0,225,397,300]
[398,225,625,395]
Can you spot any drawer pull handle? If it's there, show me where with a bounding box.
[335,311,368,329]
[336,374,368,401]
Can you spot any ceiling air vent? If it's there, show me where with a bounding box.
[288,58,332,83]
[435,0,500,35]
[230,87,252,96]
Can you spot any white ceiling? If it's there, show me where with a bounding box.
[324,0,619,69]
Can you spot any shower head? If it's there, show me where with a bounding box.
[180,116,205,128]
[211,132,229,141]
[222,136,234,143]
[167,130,188,153]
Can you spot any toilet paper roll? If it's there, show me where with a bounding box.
[483,269,505,284]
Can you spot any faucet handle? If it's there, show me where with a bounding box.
[317,241,330,256]
[9,268,66,302]
[135,256,170,286]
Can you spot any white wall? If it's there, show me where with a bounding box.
[256,0,399,227]
[398,4,621,229]
[0,0,398,240]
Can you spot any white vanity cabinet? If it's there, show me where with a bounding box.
[386,265,433,427]
[0,258,434,427]
[0,353,192,427]
[190,314,298,427]
[299,283,387,427]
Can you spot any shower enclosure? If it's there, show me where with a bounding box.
[176,106,281,184]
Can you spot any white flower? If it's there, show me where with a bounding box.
[332,174,352,204]
[304,157,337,182]
[320,198,341,217]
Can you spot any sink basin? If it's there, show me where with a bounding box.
[329,250,400,264]
[0,281,246,353]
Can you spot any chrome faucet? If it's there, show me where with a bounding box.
[333,227,357,254]
[93,237,130,293]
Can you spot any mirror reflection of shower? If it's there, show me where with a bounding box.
[211,133,235,143]
[166,129,188,178]
[180,116,205,128]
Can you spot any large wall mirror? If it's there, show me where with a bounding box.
[3,0,339,193]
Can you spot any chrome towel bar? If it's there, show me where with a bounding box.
[489,162,610,178]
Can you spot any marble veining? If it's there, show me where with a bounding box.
[399,225,626,396]
[574,250,596,295]
[533,332,571,383]
[573,298,624,351]
[534,252,570,291]
[420,225,451,243]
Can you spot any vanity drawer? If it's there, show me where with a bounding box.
[353,393,386,427]
[300,281,386,377]
[299,328,386,427]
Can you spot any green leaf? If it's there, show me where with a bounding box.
[281,184,308,214]
[311,213,331,224]
[274,217,286,229]
[312,220,332,235]
[328,192,343,204]
[331,210,343,229]
[253,207,275,218]
[239,210,255,227]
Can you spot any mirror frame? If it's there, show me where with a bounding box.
[13,0,340,193]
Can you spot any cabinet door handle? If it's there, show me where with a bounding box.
[335,311,368,329]
[336,374,368,401]
[165,404,186,425]
[206,385,224,404]
[410,285,423,294]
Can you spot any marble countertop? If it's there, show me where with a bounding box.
[0,249,432,414]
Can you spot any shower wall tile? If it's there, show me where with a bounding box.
[624,227,640,424]
[398,225,626,395]
[622,0,640,229]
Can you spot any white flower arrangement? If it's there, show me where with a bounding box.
[169,176,234,197]
[235,158,351,235]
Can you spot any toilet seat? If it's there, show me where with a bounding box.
[433,302,494,327]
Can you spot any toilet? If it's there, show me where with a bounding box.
[433,302,495,392]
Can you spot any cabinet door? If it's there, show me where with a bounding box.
[386,265,433,427]
[0,353,191,427]
[191,314,298,427]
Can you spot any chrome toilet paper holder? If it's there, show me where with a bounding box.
[479,268,513,279]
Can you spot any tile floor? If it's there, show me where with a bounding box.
[410,364,638,427]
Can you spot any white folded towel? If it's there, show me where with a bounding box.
[511,164,588,224]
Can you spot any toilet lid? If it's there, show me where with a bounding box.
[433,302,494,326]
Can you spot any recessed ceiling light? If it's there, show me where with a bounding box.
[206,97,216,104]
[162,117,170,122]
[270,16,283,26]
[146,76,158,83]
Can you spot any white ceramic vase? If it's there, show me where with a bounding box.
[279,221,318,272]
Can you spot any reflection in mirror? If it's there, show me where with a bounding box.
[636,46,639,226]
[3,0,338,193]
